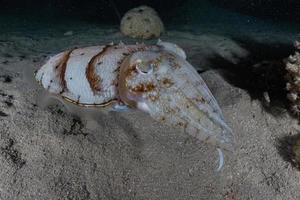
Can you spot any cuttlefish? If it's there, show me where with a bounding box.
[35,40,234,171]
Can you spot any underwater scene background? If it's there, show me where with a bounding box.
[0,0,300,199]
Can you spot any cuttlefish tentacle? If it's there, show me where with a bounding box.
[216,148,224,171]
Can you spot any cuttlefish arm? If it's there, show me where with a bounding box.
[118,50,234,158]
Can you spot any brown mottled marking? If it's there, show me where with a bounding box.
[161,78,173,88]
[124,64,137,78]
[148,94,159,101]
[56,48,75,94]
[130,82,156,93]
[113,56,129,85]
[195,97,206,103]
[177,121,187,128]
[170,61,181,69]
[86,45,113,94]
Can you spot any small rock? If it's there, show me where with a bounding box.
[120,5,164,39]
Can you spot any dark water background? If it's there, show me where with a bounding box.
[0,0,300,22]
[1,0,300,25]
[1,0,300,21]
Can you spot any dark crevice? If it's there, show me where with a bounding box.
[207,37,295,116]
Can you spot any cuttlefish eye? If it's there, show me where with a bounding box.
[135,59,154,75]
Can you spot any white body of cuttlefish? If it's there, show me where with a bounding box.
[35,40,234,171]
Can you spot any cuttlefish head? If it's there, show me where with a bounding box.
[118,50,234,152]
